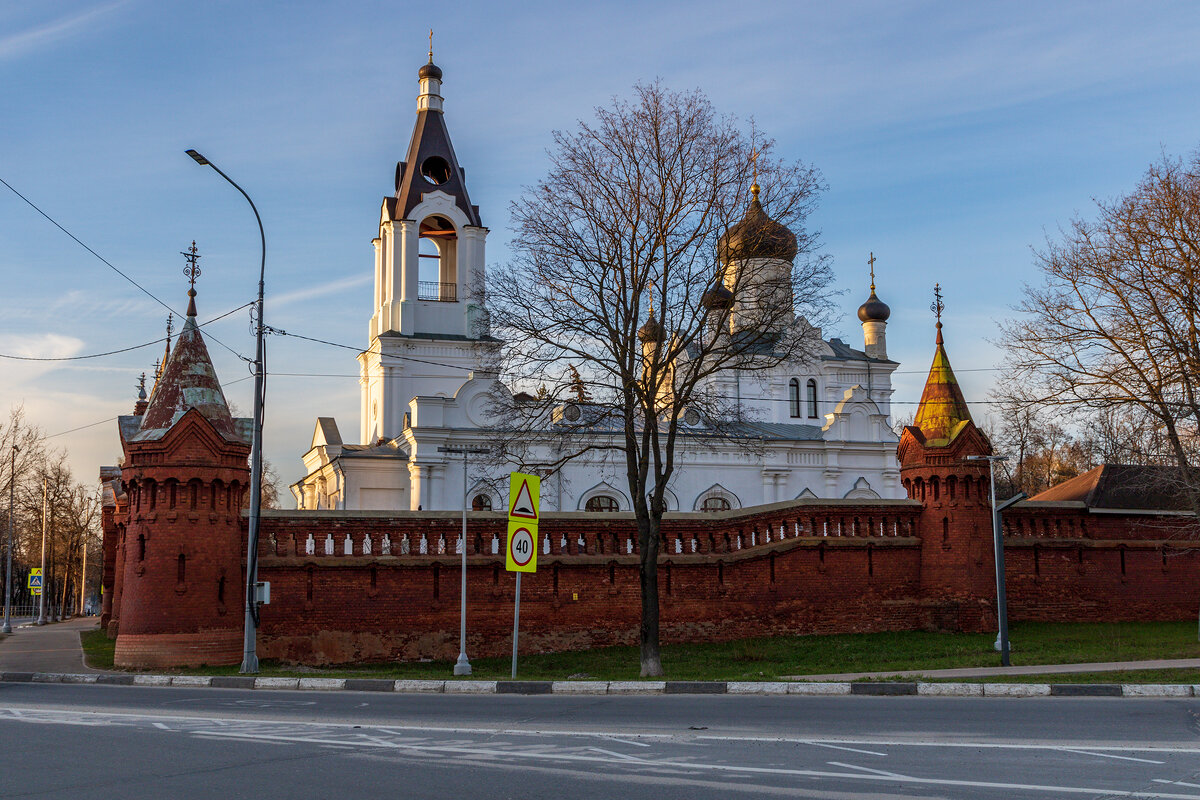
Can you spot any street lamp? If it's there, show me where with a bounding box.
[966,454,1025,667]
[437,445,491,676]
[187,148,267,674]
[1,444,17,634]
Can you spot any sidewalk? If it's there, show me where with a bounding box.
[788,658,1200,682]
[0,617,101,674]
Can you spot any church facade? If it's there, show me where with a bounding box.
[290,55,904,515]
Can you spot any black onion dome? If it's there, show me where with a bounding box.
[638,315,666,344]
[701,284,734,310]
[418,60,443,80]
[857,290,891,323]
[718,191,798,263]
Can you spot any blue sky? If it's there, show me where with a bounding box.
[3,1,1200,490]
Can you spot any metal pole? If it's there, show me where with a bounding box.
[79,532,87,616]
[187,150,266,674]
[454,449,472,676]
[511,571,521,679]
[989,461,1011,667]
[2,445,16,634]
[36,476,47,625]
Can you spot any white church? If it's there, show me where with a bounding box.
[290,55,903,513]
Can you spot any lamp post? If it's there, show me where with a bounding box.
[186,149,267,674]
[36,476,47,625]
[966,454,1023,667]
[1,445,16,634]
[437,445,491,676]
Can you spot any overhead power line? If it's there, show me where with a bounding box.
[0,173,249,361]
[0,302,253,362]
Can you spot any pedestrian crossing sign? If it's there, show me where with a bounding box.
[28,568,42,594]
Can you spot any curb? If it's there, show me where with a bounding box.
[3,672,1196,697]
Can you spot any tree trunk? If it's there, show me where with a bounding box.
[638,512,663,677]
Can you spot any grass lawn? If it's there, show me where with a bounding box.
[81,621,1200,683]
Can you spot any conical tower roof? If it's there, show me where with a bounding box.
[912,321,973,447]
[135,291,238,443]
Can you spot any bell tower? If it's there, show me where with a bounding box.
[360,46,497,444]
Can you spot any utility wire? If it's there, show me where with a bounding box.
[0,173,249,361]
[0,302,253,362]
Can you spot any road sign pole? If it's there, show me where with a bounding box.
[511,571,521,679]
[36,476,47,626]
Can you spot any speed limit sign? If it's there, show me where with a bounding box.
[506,524,537,572]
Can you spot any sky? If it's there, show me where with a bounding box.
[3,0,1200,494]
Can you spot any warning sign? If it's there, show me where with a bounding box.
[28,568,42,596]
[508,473,540,521]
[506,472,540,573]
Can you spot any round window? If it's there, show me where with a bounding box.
[563,403,581,422]
[421,156,452,185]
[683,408,701,427]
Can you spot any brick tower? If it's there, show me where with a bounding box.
[111,265,252,668]
[896,286,995,630]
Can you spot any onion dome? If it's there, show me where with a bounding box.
[857,289,891,322]
[701,283,735,311]
[418,59,443,81]
[718,184,797,263]
[637,315,666,344]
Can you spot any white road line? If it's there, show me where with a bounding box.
[588,747,650,763]
[152,722,168,730]
[694,734,1200,756]
[825,761,910,779]
[600,735,652,748]
[174,729,1200,799]
[1062,748,1165,764]
[1157,781,1200,789]
[807,742,888,757]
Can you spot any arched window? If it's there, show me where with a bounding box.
[788,379,801,418]
[417,215,458,301]
[806,379,819,419]
[471,494,492,511]
[701,496,731,513]
[585,495,619,512]
[137,534,146,562]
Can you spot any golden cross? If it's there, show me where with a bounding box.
[868,252,876,291]
[931,283,944,326]
[428,29,434,61]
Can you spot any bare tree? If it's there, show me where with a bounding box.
[1000,151,1200,516]
[488,82,832,675]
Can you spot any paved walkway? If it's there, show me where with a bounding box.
[0,617,101,674]
[788,658,1200,682]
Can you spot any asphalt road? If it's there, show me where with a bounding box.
[2,682,1199,799]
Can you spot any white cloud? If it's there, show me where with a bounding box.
[0,1,130,62]
[270,273,371,309]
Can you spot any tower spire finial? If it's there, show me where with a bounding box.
[749,147,760,199]
[868,252,877,293]
[428,28,434,62]
[182,240,201,317]
[931,282,944,345]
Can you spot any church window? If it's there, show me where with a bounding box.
[788,379,801,418]
[806,379,819,418]
[701,496,731,512]
[137,534,146,562]
[585,495,619,512]
[471,494,492,511]
[420,155,452,185]
[417,215,458,301]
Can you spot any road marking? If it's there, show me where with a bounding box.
[153,722,169,730]
[1061,748,1165,764]
[599,736,652,748]
[825,761,910,779]
[694,735,1200,756]
[807,742,888,757]
[1157,781,1200,789]
[588,747,649,763]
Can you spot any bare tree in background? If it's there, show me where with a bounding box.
[488,83,833,676]
[1000,151,1200,516]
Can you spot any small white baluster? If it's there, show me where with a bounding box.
[363,535,372,555]
[305,533,315,555]
[690,537,698,553]
[343,535,353,555]
[626,538,633,554]
[674,538,681,554]
[491,534,499,554]
[400,535,410,555]
[419,534,428,555]
[437,534,446,554]
[381,535,390,555]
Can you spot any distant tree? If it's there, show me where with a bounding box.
[567,364,592,403]
[489,82,832,675]
[1000,150,1200,517]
